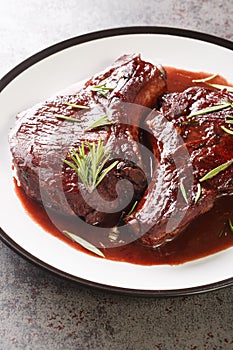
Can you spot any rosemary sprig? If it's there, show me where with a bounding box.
[199,159,233,182]
[65,102,89,109]
[63,230,105,257]
[188,101,232,118]
[192,73,218,83]
[91,83,114,98]
[56,114,81,122]
[180,180,188,204]
[63,139,119,193]
[221,125,233,135]
[194,183,202,204]
[206,83,233,93]
[85,115,114,131]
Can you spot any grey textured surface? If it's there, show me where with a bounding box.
[1,0,233,349]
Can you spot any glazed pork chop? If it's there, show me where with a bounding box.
[9,54,166,227]
[128,86,233,246]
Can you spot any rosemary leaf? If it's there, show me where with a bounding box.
[65,102,89,109]
[126,201,138,216]
[228,219,233,234]
[63,230,105,257]
[194,183,202,204]
[188,101,232,118]
[206,83,233,93]
[91,83,114,98]
[225,119,233,124]
[199,159,233,182]
[218,230,223,238]
[56,115,81,122]
[85,115,114,131]
[192,73,218,83]
[218,230,226,238]
[95,160,119,187]
[63,158,79,173]
[180,180,188,204]
[221,125,233,135]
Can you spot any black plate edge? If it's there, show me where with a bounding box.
[0,26,233,297]
[1,26,233,91]
[1,227,233,298]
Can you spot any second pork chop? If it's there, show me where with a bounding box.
[128,86,233,246]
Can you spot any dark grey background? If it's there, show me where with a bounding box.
[1,1,233,349]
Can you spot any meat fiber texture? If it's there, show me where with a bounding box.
[128,86,233,247]
[9,54,166,227]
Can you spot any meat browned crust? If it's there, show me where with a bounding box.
[9,54,167,227]
[128,87,233,246]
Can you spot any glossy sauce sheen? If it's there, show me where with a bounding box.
[14,67,233,265]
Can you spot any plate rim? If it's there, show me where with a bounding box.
[2,228,233,297]
[1,26,233,297]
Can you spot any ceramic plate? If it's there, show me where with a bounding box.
[1,27,233,296]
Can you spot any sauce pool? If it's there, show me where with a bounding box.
[14,67,233,265]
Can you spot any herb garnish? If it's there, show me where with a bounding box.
[221,125,233,135]
[192,74,233,92]
[188,101,232,118]
[85,115,114,131]
[206,83,233,93]
[218,230,227,238]
[63,139,119,193]
[91,83,114,98]
[126,201,138,216]
[63,230,105,257]
[225,119,233,124]
[192,73,218,83]
[228,219,233,234]
[180,180,188,204]
[65,102,89,109]
[194,183,202,204]
[56,114,81,122]
[218,219,233,238]
[199,159,233,182]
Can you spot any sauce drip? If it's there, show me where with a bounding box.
[14,67,233,265]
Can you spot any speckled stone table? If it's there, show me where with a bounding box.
[1,1,233,349]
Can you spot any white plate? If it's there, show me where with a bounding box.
[0,27,233,296]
